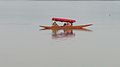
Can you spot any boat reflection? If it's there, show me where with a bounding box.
[52,29,75,39]
[40,28,92,39]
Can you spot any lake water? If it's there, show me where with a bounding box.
[0,1,120,67]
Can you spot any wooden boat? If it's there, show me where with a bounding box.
[40,18,92,30]
[40,24,92,30]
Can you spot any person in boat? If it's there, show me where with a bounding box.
[63,23,67,26]
[69,22,73,26]
[52,21,58,26]
[63,22,72,26]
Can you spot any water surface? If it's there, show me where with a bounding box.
[0,1,120,67]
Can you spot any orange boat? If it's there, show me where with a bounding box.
[40,18,93,30]
[40,24,92,30]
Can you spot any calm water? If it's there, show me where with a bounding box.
[0,1,120,67]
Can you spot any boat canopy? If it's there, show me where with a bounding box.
[52,18,76,23]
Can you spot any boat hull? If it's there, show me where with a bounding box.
[40,24,92,30]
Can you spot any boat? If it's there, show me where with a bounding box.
[40,17,93,30]
[40,24,92,30]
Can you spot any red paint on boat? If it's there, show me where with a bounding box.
[52,18,76,23]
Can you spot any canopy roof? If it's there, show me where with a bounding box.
[52,18,76,23]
